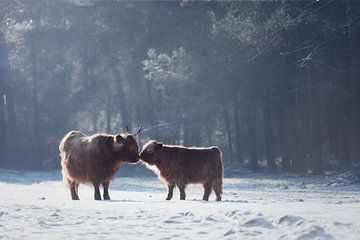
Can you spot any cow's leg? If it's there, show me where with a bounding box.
[166,184,175,200]
[202,182,212,201]
[177,184,186,200]
[93,183,102,200]
[213,178,223,201]
[102,182,111,200]
[75,182,79,196]
[68,179,79,200]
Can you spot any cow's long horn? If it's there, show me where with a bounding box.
[133,124,142,136]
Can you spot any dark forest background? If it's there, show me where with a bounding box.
[0,0,359,174]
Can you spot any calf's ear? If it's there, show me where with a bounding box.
[146,142,157,154]
[155,142,163,151]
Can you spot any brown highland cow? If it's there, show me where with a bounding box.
[59,126,141,200]
[140,140,223,201]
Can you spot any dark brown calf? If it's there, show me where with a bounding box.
[59,126,141,200]
[140,140,223,201]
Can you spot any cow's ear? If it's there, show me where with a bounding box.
[115,134,124,143]
[126,134,134,140]
[114,134,125,150]
[107,136,114,145]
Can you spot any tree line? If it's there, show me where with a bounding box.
[0,0,359,174]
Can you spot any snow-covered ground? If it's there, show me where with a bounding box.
[0,170,360,240]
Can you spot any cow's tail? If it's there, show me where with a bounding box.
[61,163,70,187]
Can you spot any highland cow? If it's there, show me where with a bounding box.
[139,140,223,201]
[59,126,141,200]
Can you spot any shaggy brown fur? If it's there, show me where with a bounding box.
[59,131,139,200]
[139,140,223,201]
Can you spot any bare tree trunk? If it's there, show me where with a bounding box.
[307,66,323,174]
[0,34,8,165]
[0,88,5,165]
[223,108,234,163]
[111,64,130,129]
[4,86,16,133]
[311,96,323,174]
[291,74,307,173]
[205,121,213,146]
[346,0,360,163]
[92,109,98,133]
[327,65,339,164]
[263,107,276,170]
[0,33,19,166]
[4,85,17,163]
[337,75,352,166]
[279,71,292,172]
[183,123,191,146]
[245,105,258,170]
[143,80,156,124]
[104,37,131,130]
[233,97,242,163]
[30,34,41,160]
[105,98,111,133]
[191,123,201,146]
[279,110,291,171]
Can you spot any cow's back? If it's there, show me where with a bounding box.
[186,147,222,182]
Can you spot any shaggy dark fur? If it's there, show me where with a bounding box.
[140,140,223,201]
[59,131,139,200]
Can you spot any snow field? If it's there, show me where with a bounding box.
[0,171,360,239]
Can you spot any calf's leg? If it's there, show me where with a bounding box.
[166,184,175,200]
[177,184,186,200]
[202,182,212,201]
[212,178,222,201]
[68,179,79,200]
[93,183,102,200]
[102,182,111,200]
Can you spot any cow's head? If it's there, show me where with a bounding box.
[113,125,142,163]
[139,140,163,165]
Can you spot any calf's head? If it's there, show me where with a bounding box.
[139,140,163,165]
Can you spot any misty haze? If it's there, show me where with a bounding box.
[0,1,360,239]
